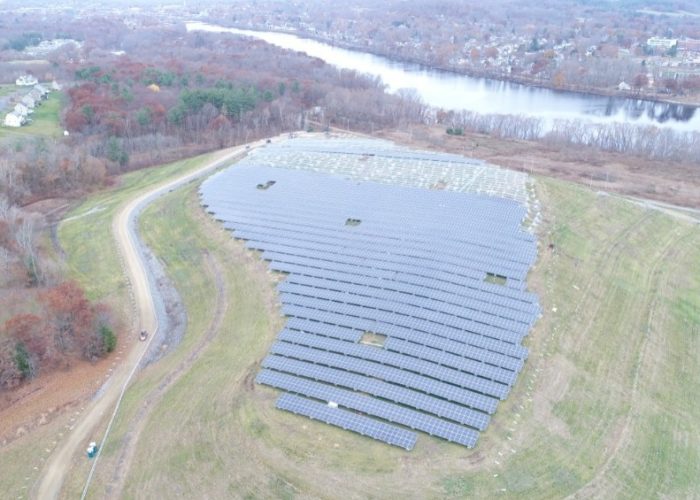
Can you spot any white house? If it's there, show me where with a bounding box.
[14,103,30,116]
[618,81,631,91]
[51,80,62,91]
[34,84,49,98]
[4,112,25,127]
[647,37,678,50]
[16,75,38,86]
[21,95,36,109]
[29,88,43,102]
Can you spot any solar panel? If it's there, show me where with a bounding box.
[200,146,541,450]
[275,331,509,400]
[262,354,490,430]
[259,370,478,447]
[275,392,418,450]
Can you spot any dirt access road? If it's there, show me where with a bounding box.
[36,139,270,499]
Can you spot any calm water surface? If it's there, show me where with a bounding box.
[187,22,699,133]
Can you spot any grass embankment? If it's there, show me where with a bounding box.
[0,152,219,499]
[0,92,63,139]
[77,175,700,498]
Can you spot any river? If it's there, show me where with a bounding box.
[186,21,700,133]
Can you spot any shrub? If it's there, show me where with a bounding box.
[100,325,117,353]
[14,343,32,379]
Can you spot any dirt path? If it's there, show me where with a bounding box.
[34,141,267,500]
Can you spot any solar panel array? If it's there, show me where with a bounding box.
[201,156,540,450]
[241,137,535,208]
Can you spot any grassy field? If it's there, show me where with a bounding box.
[0,92,63,139]
[73,175,700,498]
[0,84,18,98]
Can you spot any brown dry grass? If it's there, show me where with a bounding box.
[380,125,700,209]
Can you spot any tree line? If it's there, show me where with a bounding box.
[444,109,700,162]
[0,282,115,389]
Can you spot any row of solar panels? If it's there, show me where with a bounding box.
[265,141,486,165]
[261,354,490,430]
[282,303,528,368]
[218,190,531,235]
[213,187,529,230]
[245,237,529,289]
[270,340,504,408]
[281,294,528,356]
[202,168,531,236]
[262,252,533,306]
[268,374,478,448]
[277,328,517,386]
[211,196,534,249]
[282,274,536,327]
[234,226,533,285]
[279,289,528,346]
[275,392,418,450]
[272,148,489,168]
[229,217,532,273]
[271,260,539,316]
[285,317,524,373]
[278,279,530,335]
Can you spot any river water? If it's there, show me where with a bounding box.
[187,21,699,133]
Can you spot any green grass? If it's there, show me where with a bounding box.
[0,92,63,139]
[0,84,18,98]
[73,175,700,499]
[58,152,217,303]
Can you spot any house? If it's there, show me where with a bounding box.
[618,81,631,91]
[16,74,38,86]
[34,84,49,98]
[647,37,677,50]
[51,80,62,91]
[14,103,30,116]
[29,89,43,102]
[3,112,25,127]
[21,95,36,109]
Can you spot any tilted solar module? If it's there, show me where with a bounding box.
[259,370,478,447]
[275,392,418,450]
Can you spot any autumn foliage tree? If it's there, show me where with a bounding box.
[0,281,115,390]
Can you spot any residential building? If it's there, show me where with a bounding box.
[16,74,39,86]
[647,37,678,49]
[3,112,25,127]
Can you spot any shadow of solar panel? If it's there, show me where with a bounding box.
[200,151,541,450]
[276,392,418,450]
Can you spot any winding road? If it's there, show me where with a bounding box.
[35,139,269,499]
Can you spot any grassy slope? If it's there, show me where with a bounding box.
[81,176,700,498]
[0,153,218,499]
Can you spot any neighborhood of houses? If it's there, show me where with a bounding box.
[2,76,61,128]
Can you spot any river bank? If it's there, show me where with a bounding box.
[204,22,700,109]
